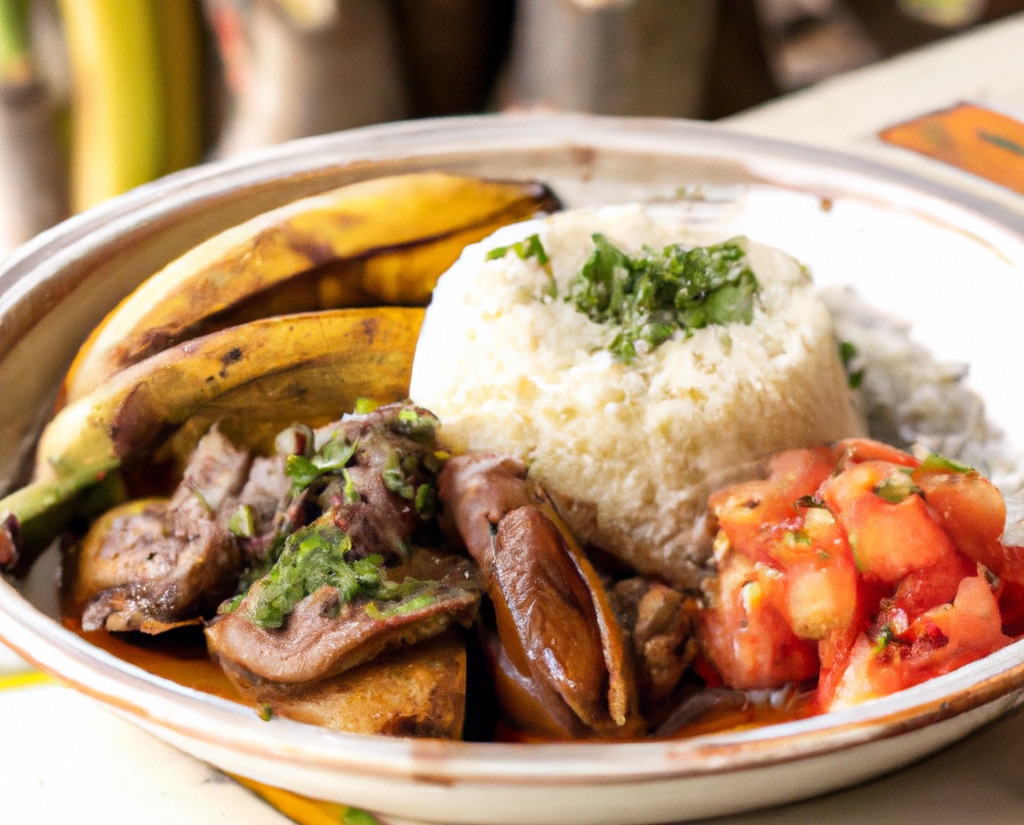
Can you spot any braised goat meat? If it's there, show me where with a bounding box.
[68,428,250,633]
[205,403,482,690]
[206,544,480,687]
[439,453,642,739]
[609,577,698,722]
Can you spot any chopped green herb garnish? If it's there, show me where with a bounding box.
[219,593,243,615]
[872,624,895,655]
[874,475,923,504]
[784,529,811,546]
[285,454,321,492]
[353,397,379,415]
[391,407,438,443]
[838,340,865,389]
[246,524,366,628]
[341,468,360,504]
[242,522,437,628]
[342,808,382,825]
[919,453,974,474]
[382,449,416,499]
[285,436,357,493]
[414,483,436,520]
[313,436,358,472]
[364,590,440,620]
[486,234,557,299]
[228,504,256,538]
[257,703,273,721]
[485,233,550,266]
[564,233,760,362]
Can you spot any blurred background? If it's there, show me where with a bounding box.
[2,0,1022,257]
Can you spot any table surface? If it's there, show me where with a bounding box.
[4,12,1024,825]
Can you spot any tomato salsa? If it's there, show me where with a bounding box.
[700,438,1024,713]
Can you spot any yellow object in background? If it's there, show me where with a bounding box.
[58,0,204,212]
[154,0,205,175]
[233,775,381,825]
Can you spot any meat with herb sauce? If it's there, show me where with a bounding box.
[67,427,250,633]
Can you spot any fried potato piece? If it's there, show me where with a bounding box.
[226,631,469,738]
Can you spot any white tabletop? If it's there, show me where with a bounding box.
[4,13,1024,824]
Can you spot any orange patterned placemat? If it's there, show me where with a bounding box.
[232,775,380,825]
[879,102,1024,195]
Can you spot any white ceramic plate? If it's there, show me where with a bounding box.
[2,114,1024,825]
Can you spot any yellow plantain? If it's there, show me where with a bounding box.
[34,307,424,484]
[153,0,205,175]
[62,172,559,403]
[57,0,165,212]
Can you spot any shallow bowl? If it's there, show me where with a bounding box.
[2,114,1024,825]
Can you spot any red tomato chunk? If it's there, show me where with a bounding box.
[699,438,1020,712]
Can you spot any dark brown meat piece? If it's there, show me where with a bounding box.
[231,453,310,566]
[235,403,444,570]
[437,454,538,571]
[73,428,250,633]
[205,403,476,688]
[439,453,642,739]
[309,403,443,563]
[235,455,290,537]
[610,577,698,720]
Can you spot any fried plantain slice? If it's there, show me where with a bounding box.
[62,172,559,402]
[35,307,423,482]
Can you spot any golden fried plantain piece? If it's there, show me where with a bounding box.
[226,631,468,738]
[34,307,423,484]
[62,173,559,402]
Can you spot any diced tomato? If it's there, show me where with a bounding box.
[823,632,907,710]
[821,575,1010,711]
[998,580,1024,636]
[699,550,818,691]
[1007,546,1024,583]
[784,561,858,640]
[821,461,956,582]
[890,551,977,619]
[709,479,798,564]
[909,575,1011,672]
[711,447,839,567]
[772,508,859,640]
[816,578,888,709]
[833,438,920,470]
[765,446,837,501]
[699,438,1024,715]
[914,466,1024,583]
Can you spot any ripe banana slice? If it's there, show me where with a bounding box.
[35,306,424,484]
[63,173,559,402]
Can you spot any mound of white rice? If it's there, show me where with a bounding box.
[409,204,866,588]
